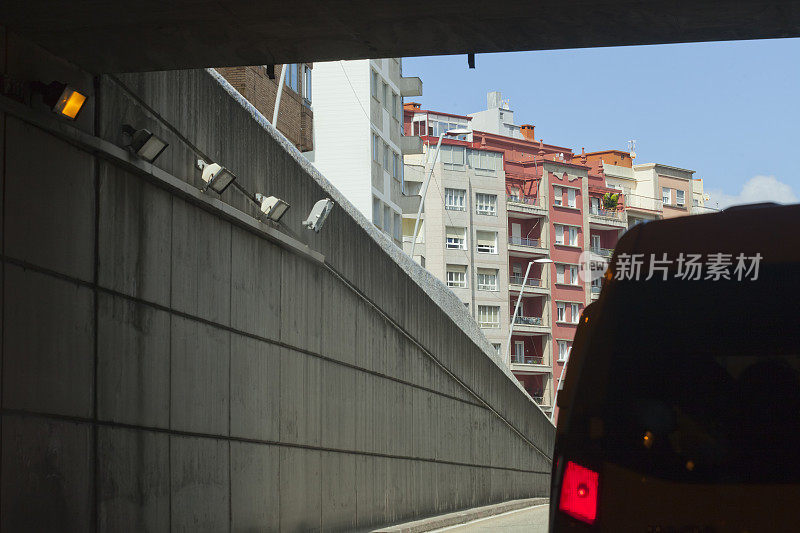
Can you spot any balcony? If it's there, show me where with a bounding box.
[591,246,613,258]
[626,194,663,213]
[400,135,423,155]
[691,205,719,215]
[512,315,550,335]
[589,205,627,230]
[398,193,421,215]
[506,195,548,218]
[591,284,601,300]
[511,354,545,365]
[508,274,548,295]
[508,235,549,257]
[399,76,423,97]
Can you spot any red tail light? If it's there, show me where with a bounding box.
[558,460,599,524]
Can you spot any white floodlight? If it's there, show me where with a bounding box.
[303,198,334,232]
[197,159,237,194]
[255,193,291,222]
[122,125,169,162]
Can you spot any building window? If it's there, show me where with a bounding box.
[302,64,312,102]
[284,64,300,92]
[446,226,467,250]
[556,302,566,322]
[469,149,500,175]
[444,188,466,211]
[569,226,579,246]
[662,187,672,205]
[440,145,466,170]
[556,264,565,284]
[491,343,502,357]
[569,265,579,285]
[383,142,390,171]
[570,303,580,323]
[393,212,401,240]
[568,188,577,208]
[478,305,500,328]
[693,198,700,207]
[557,340,571,362]
[371,70,379,100]
[372,134,380,162]
[392,152,399,180]
[476,231,497,254]
[382,82,389,110]
[392,92,399,120]
[372,197,382,227]
[555,224,564,245]
[676,189,686,206]
[477,268,499,291]
[383,205,391,234]
[553,186,563,206]
[475,193,497,216]
[446,265,467,288]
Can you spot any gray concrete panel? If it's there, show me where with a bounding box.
[279,250,322,354]
[230,226,281,340]
[3,265,94,418]
[279,446,321,532]
[278,347,321,447]
[0,415,93,532]
[97,426,170,532]
[98,162,173,307]
[320,360,357,451]
[170,197,231,325]
[170,435,230,533]
[229,334,280,442]
[320,451,358,531]
[4,117,95,282]
[97,293,170,428]
[230,441,279,532]
[170,317,230,435]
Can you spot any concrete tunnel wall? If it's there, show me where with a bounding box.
[0,30,555,531]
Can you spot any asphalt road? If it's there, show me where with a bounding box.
[430,504,549,532]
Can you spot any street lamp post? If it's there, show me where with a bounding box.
[409,128,472,260]
[505,258,554,366]
[551,353,570,422]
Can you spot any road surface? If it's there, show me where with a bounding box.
[430,504,549,532]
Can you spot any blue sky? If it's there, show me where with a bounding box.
[404,38,800,208]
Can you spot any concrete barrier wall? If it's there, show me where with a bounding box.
[0,30,554,531]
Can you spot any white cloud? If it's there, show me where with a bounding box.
[707,175,798,210]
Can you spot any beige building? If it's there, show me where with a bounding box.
[402,134,510,354]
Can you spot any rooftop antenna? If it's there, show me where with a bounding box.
[627,139,637,159]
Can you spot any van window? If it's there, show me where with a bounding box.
[577,262,800,483]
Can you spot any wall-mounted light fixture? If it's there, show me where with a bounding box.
[32,81,87,120]
[255,193,290,222]
[303,198,334,232]
[122,125,169,163]
[197,159,237,194]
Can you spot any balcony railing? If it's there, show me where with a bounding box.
[508,235,541,248]
[507,195,541,206]
[532,395,546,405]
[590,206,625,220]
[591,285,601,294]
[509,275,542,287]
[511,354,545,365]
[514,316,543,326]
[591,246,613,258]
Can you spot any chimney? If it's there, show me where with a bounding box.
[404,102,421,110]
[520,124,535,141]
[487,91,502,109]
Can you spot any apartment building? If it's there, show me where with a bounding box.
[401,105,510,352]
[216,64,314,151]
[309,58,422,245]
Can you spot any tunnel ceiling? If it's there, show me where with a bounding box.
[2,0,800,73]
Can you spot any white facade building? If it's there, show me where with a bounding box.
[309,58,422,245]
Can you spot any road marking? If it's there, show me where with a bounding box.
[429,503,549,531]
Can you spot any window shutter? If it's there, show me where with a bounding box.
[555,225,564,243]
[446,227,464,239]
[476,231,495,247]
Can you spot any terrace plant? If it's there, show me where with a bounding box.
[603,192,619,210]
